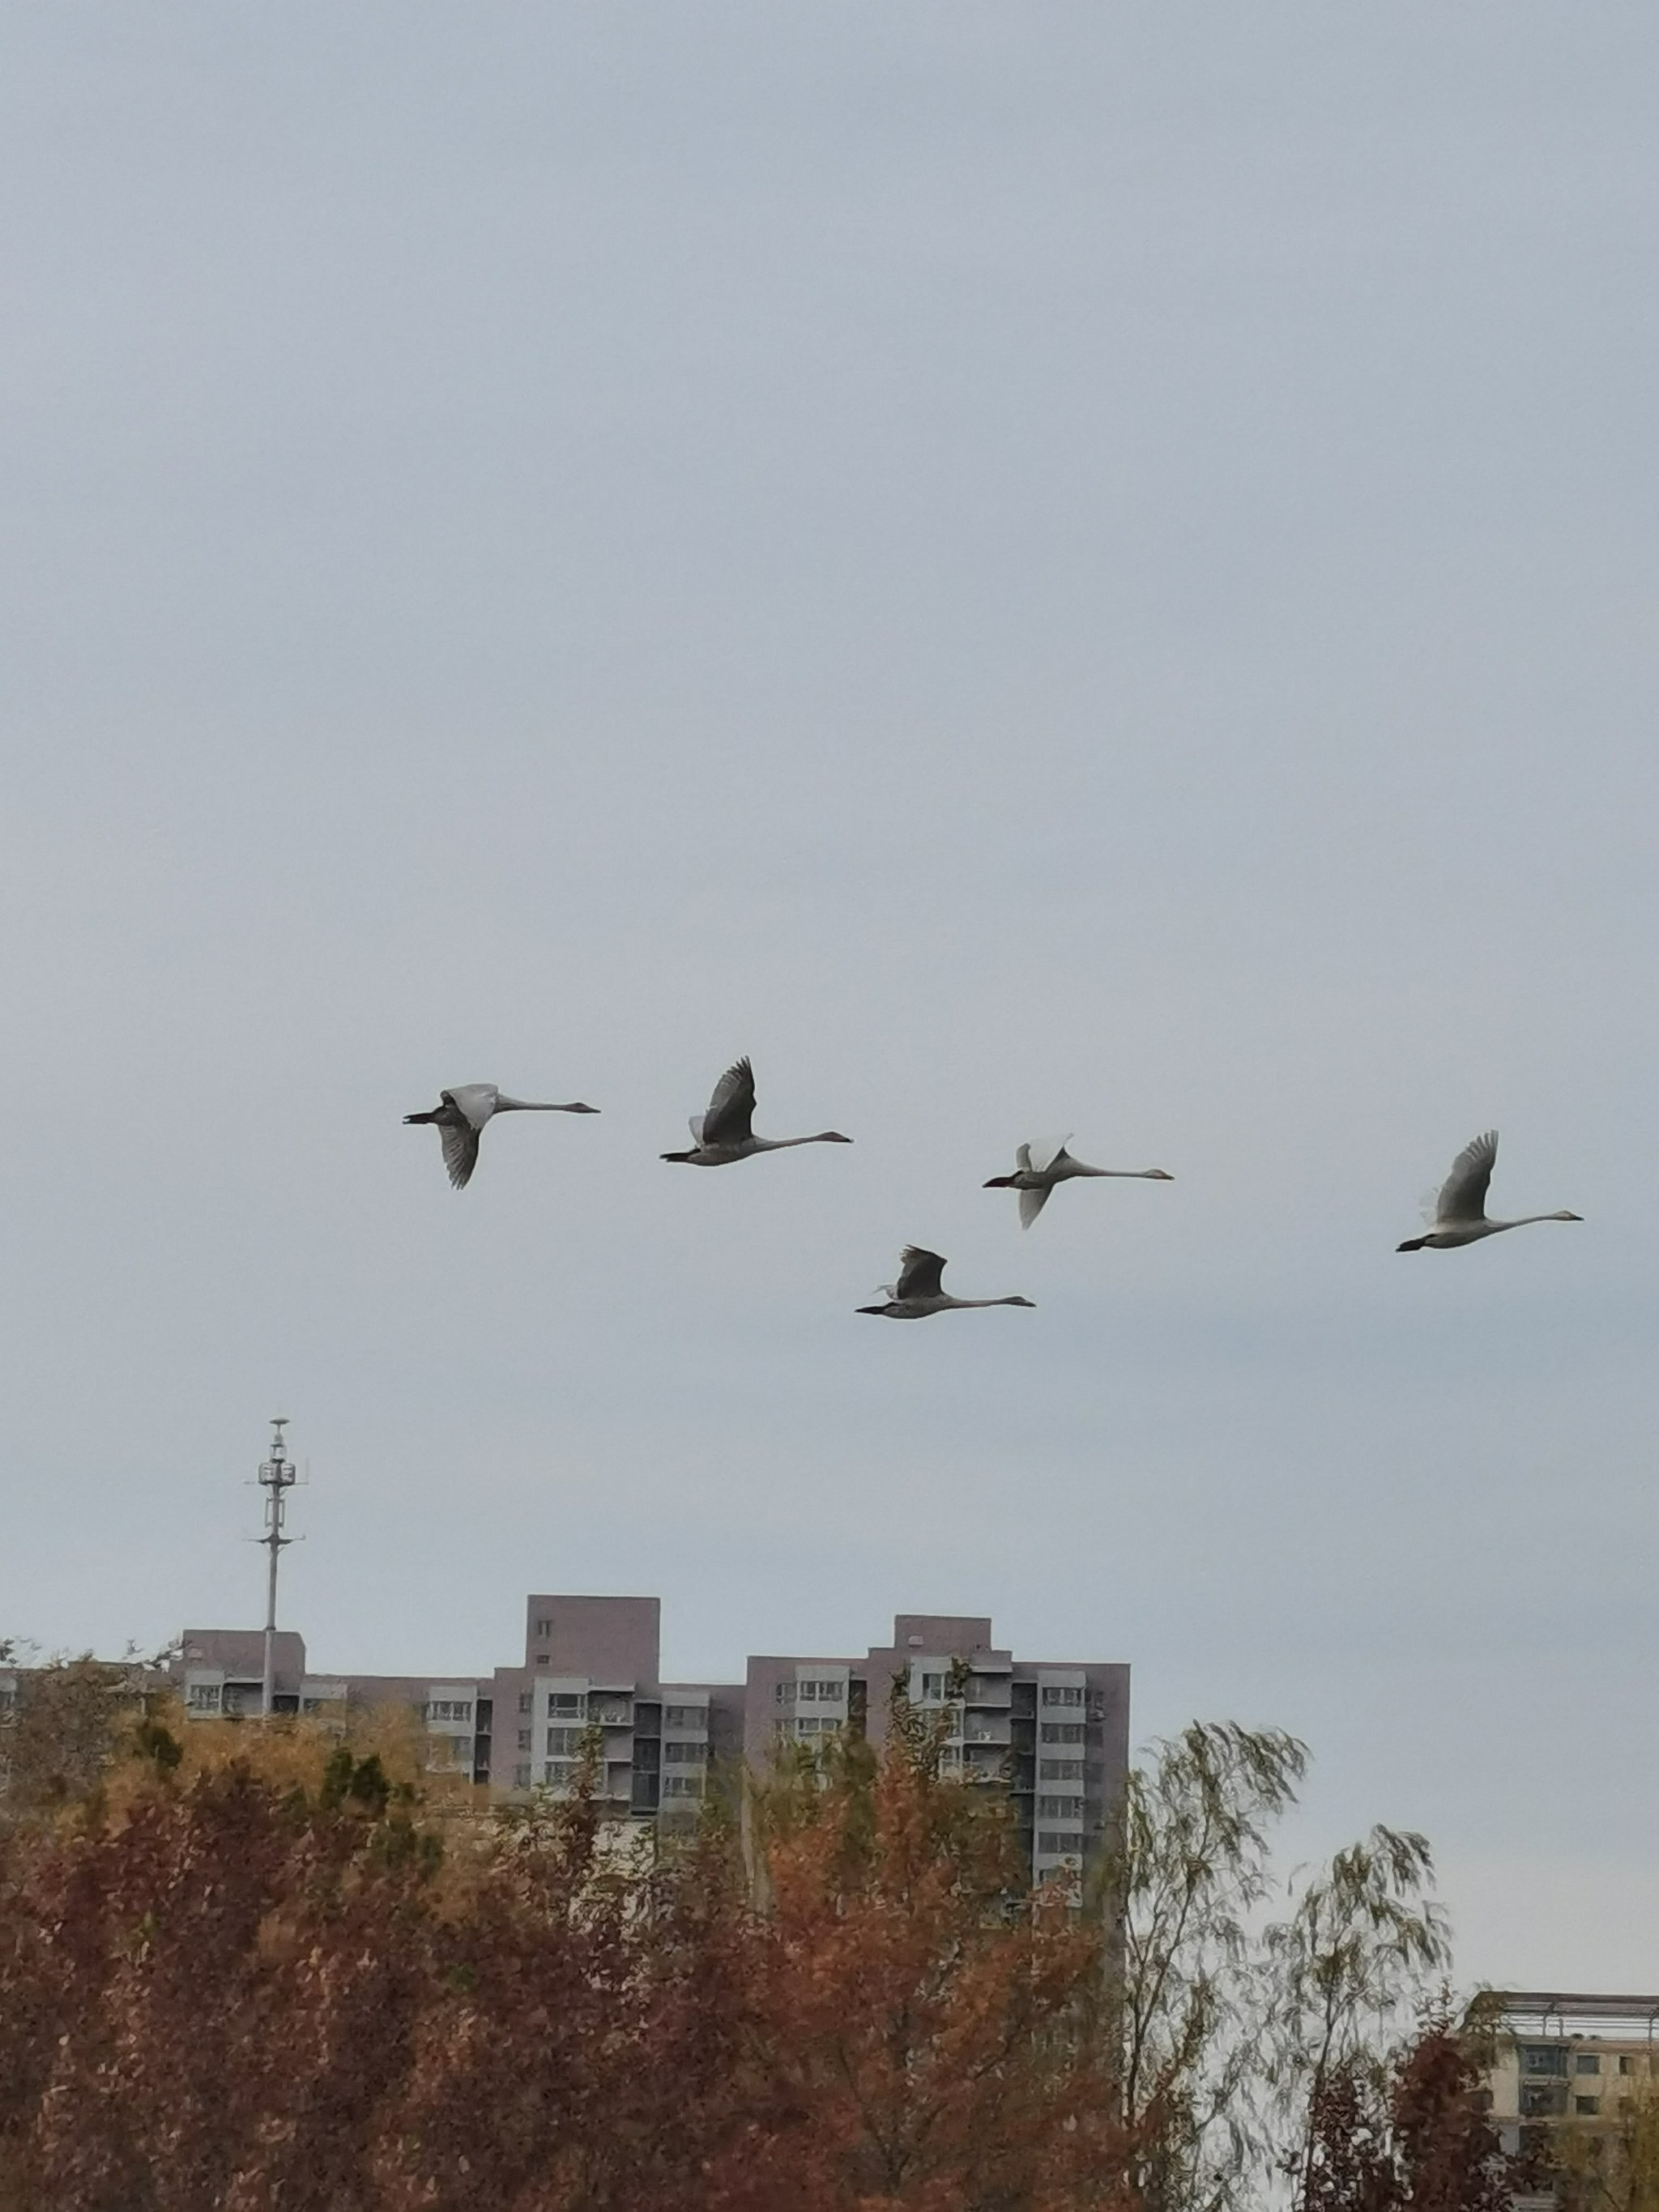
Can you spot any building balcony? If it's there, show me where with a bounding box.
[962,1716,1011,1745]
[964,1678,1012,1707]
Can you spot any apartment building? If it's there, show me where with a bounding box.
[67,1595,1128,1882]
[487,1595,743,1835]
[1482,1992,1659,2208]
[170,1597,744,1826]
[748,1610,1129,1884]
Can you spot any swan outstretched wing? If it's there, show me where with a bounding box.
[1026,1136,1072,1175]
[1435,1130,1498,1224]
[1018,1186,1051,1230]
[894,1247,946,1302]
[689,1115,706,1146]
[441,1121,481,1191]
[701,1057,757,1148]
[443,1085,497,1130]
[1014,1144,1033,1174]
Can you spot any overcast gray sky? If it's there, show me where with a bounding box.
[3,2,1656,1988]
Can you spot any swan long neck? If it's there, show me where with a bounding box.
[498,1098,592,1114]
[1498,1211,1580,1229]
[754,1132,848,1151]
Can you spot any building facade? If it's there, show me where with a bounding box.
[1482,1993,1659,2209]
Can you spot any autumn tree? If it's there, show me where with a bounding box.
[0,1675,1474,2212]
[0,1686,1146,2212]
[721,1676,1140,2211]
[1296,2010,1541,2212]
[0,1652,139,1820]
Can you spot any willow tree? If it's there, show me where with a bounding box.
[1103,1720,1309,2212]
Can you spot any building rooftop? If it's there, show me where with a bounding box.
[1498,1993,1659,2036]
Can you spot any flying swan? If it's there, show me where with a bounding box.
[403,1083,599,1191]
[1397,1130,1581,1252]
[983,1137,1173,1229]
[857,1247,1034,1319]
[662,1056,851,1166]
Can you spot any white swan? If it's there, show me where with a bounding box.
[983,1136,1173,1229]
[1397,1130,1581,1252]
[857,1247,1034,1320]
[404,1083,598,1191]
[662,1056,851,1166]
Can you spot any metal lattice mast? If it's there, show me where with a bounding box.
[258,1417,296,1718]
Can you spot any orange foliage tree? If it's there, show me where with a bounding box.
[706,1686,1137,2211]
[0,1694,1141,2212]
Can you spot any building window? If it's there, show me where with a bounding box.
[798,1677,845,1703]
[549,1694,584,1719]
[1040,1686,1084,1707]
[589,1696,631,1725]
[1521,2083,1568,2118]
[1039,1758,1085,1781]
[662,1774,703,1797]
[1620,2057,1636,2077]
[424,1700,473,1724]
[663,1741,706,1763]
[518,1692,532,1713]
[514,1763,531,1788]
[1576,2055,1602,2076]
[1521,2047,1568,2078]
[546,1728,584,1756]
[773,1682,795,1707]
[664,1705,707,1729]
[1036,1832,1080,1856]
[535,1618,552,1637]
[1037,1795,1083,1821]
[535,1656,548,1666]
[1039,1722,1085,1745]
[517,1730,531,1751]
[186,1684,222,1711]
[1576,2096,1601,2116]
[919,1673,945,1700]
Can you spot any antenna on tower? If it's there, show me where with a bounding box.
[257,1417,300,1718]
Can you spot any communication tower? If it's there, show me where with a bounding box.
[257,1417,299,1717]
